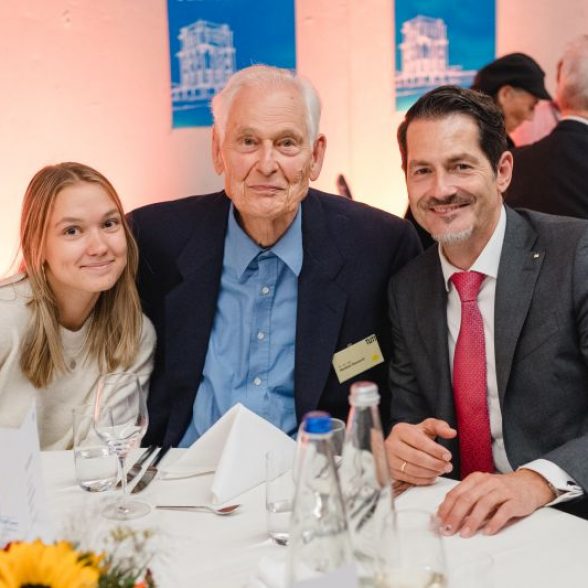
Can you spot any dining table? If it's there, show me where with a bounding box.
[42,449,588,587]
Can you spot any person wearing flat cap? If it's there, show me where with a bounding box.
[472,53,552,148]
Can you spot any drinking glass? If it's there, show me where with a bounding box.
[93,373,149,520]
[73,405,117,492]
[294,416,345,478]
[379,509,448,588]
[329,417,346,457]
[265,445,297,545]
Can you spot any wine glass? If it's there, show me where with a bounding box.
[379,509,448,587]
[93,372,150,520]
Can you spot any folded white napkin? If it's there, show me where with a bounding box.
[160,403,296,503]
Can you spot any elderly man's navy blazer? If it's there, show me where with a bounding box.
[129,188,422,447]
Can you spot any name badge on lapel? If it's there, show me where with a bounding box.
[332,334,384,383]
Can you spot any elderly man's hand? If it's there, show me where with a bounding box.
[437,469,556,537]
[385,418,456,485]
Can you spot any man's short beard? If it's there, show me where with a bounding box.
[431,226,474,244]
[418,193,475,245]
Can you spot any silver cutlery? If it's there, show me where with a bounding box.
[155,504,241,516]
[131,445,171,494]
[117,444,157,488]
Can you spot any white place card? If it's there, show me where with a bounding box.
[0,404,53,546]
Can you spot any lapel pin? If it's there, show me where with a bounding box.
[532,252,541,259]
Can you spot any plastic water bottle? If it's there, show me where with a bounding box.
[339,381,394,586]
[287,411,357,586]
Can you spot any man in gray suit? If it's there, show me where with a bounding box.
[385,85,588,537]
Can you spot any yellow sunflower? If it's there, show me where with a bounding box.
[0,540,101,588]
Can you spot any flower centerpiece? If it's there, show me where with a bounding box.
[0,527,156,588]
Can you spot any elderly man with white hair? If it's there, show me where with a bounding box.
[129,65,421,447]
[507,36,588,217]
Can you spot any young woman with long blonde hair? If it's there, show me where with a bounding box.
[0,162,155,449]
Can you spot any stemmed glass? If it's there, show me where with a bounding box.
[93,372,150,520]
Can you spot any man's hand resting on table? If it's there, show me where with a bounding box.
[385,419,556,536]
[436,469,556,537]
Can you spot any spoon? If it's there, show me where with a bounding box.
[155,504,241,515]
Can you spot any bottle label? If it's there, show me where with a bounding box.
[332,334,384,383]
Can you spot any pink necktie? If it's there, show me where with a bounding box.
[450,271,494,479]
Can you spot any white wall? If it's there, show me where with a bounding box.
[1,0,587,273]
[297,0,398,211]
[0,0,220,273]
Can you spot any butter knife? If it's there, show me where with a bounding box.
[131,445,171,494]
[118,445,157,488]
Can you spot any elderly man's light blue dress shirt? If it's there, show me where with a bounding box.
[179,204,302,447]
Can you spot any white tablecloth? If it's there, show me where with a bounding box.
[43,450,588,587]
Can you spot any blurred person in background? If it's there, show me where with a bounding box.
[507,36,588,218]
[472,52,551,148]
[509,99,560,146]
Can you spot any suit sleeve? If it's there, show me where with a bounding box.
[387,275,433,427]
[389,220,423,275]
[539,227,588,492]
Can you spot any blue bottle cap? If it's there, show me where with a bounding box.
[302,411,332,434]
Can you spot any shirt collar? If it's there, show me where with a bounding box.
[270,205,303,277]
[224,203,303,279]
[439,205,506,291]
[561,115,588,128]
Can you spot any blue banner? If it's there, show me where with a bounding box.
[395,1,495,111]
[167,0,296,128]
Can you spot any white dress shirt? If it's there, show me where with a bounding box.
[561,114,588,128]
[439,205,582,503]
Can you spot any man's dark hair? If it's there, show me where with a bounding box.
[397,85,508,173]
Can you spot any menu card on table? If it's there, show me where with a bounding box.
[0,404,53,546]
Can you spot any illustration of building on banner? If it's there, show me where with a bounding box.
[396,15,475,98]
[172,20,236,104]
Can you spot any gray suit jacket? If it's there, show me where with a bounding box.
[388,206,588,503]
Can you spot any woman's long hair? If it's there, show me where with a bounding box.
[19,162,142,388]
